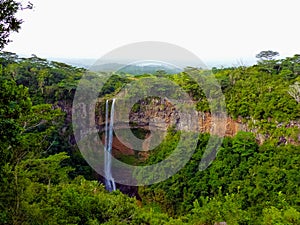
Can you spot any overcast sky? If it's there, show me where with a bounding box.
[4,0,300,67]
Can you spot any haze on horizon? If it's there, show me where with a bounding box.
[3,0,300,68]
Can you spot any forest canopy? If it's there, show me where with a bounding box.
[0,51,299,224]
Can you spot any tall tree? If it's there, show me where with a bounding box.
[0,0,32,49]
[256,50,279,61]
[256,50,280,73]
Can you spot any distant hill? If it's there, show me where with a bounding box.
[47,58,96,69]
[91,63,182,75]
[48,57,256,71]
[47,59,183,74]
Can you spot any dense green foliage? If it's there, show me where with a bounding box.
[0,52,300,224]
[139,130,300,224]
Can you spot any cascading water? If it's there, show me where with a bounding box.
[104,99,116,192]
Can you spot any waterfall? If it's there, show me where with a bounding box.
[104,99,116,192]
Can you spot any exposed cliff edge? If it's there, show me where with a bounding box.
[71,97,300,154]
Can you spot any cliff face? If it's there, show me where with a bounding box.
[126,98,248,137]
[91,98,250,153]
[72,97,300,153]
[92,99,247,135]
[73,97,248,138]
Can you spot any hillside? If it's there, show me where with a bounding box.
[0,51,299,224]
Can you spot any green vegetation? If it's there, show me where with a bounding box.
[1,1,298,224]
[139,130,300,224]
[0,0,33,49]
[0,51,300,224]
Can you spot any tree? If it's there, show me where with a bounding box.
[0,0,33,49]
[256,50,280,73]
[0,77,32,223]
[0,77,32,169]
[155,69,167,77]
[256,50,279,61]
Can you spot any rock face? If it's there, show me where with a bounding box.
[120,98,248,137]
[93,98,250,153]
[73,97,300,152]
[74,98,249,143]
